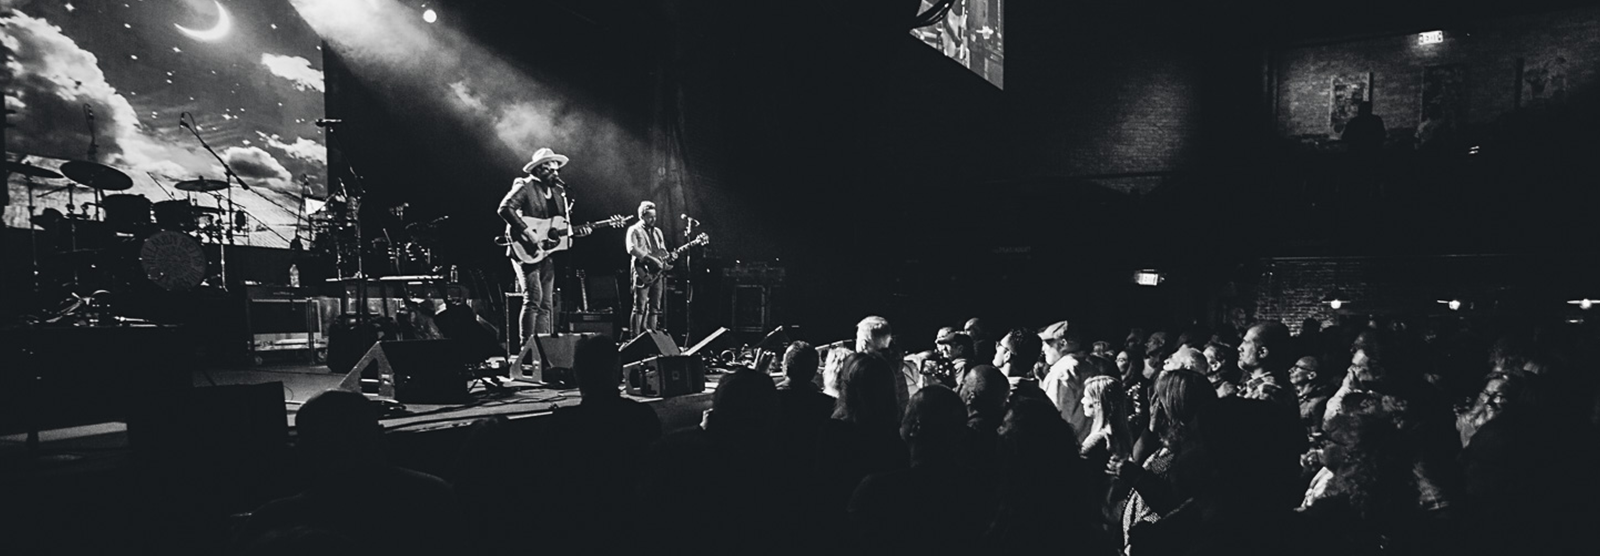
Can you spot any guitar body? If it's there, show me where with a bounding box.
[504,214,629,265]
[631,233,710,289]
[507,215,570,265]
[631,257,668,289]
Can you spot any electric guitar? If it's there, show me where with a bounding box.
[632,232,709,289]
[505,214,629,264]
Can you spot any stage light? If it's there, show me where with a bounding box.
[1133,270,1162,287]
[1418,31,1444,45]
[1329,299,1344,310]
[1570,299,1595,310]
[422,8,437,23]
[1437,299,1462,311]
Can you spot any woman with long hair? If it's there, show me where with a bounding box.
[1081,375,1135,536]
[1110,368,1216,554]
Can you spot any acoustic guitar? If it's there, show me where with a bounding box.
[505,214,629,264]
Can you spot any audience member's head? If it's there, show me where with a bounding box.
[995,327,1043,377]
[780,340,819,387]
[963,318,988,342]
[959,364,1009,423]
[1163,346,1209,373]
[900,386,968,466]
[855,316,894,353]
[296,390,384,470]
[1082,375,1133,456]
[832,352,901,431]
[1149,369,1216,448]
[935,329,974,361]
[707,369,781,439]
[1239,321,1293,377]
[1288,356,1322,389]
[1116,349,1141,382]
[822,346,855,397]
[1145,331,1171,359]
[1038,320,1082,365]
[1091,341,1113,359]
[1302,317,1323,335]
[573,334,621,398]
[1202,341,1241,384]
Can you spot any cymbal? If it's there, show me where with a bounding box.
[7,160,63,179]
[175,178,228,192]
[60,160,133,190]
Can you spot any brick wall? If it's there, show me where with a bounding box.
[1229,254,1589,334]
[1274,6,1600,142]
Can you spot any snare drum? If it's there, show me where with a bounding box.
[153,200,198,231]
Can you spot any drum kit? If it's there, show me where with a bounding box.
[10,157,262,319]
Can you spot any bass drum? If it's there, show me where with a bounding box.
[115,231,209,291]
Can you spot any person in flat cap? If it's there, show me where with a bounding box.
[1037,319,1109,445]
[498,147,577,340]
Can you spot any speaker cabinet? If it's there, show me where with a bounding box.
[619,330,680,365]
[338,339,471,404]
[511,333,596,386]
[625,355,706,398]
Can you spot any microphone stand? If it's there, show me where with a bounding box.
[683,216,696,347]
[180,113,247,291]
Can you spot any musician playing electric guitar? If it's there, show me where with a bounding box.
[497,147,577,339]
[626,201,672,335]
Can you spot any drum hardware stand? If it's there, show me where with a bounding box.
[320,119,374,322]
[20,161,45,296]
[178,111,249,291]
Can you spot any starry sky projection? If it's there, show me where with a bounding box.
[3,0,326,247]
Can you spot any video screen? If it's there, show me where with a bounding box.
[4,0,326,249]
[910,0,1003,89]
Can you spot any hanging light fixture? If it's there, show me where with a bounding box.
[1322,291,1350,310]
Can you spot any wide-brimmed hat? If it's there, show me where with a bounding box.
[521,147,569,174]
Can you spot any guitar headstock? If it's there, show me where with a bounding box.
[603,214,630,228]
[689,232,710,247]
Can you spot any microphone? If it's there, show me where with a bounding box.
[549,174,567,186]
[680,214,699,223]
[314,118,343,127]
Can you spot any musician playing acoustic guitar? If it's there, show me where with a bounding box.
[498,147,578,339]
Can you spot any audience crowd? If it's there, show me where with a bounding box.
[232,313,1600,555]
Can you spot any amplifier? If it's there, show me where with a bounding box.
[625,355,706,398]
[567,312,616,337]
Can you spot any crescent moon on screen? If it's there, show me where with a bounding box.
[174,1,233,42]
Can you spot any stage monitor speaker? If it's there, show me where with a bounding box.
[625,355,706,398]
[338,339,469,404]
[620,330,680,365]
[510,333,596,387]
